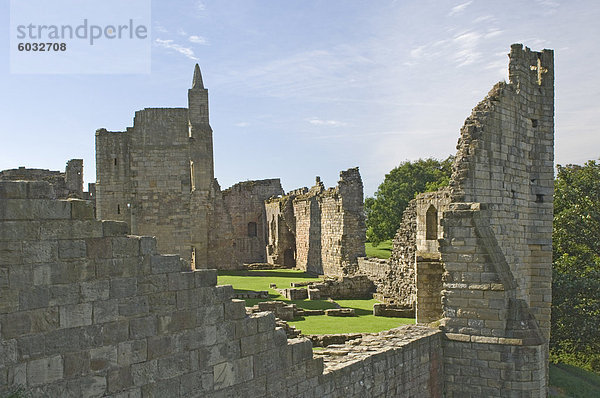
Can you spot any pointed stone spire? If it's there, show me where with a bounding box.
[192,63,204,89]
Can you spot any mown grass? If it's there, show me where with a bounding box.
[217,269,414,335]
[365,240,392,259]
[289,298,414,334]
[549,363,600,397]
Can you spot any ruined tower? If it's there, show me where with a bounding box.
[95,64,215,268]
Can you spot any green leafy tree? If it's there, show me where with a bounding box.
[552,160,600,371]
[365,156,453,245]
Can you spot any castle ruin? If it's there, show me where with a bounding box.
[95,64,364,274]
[0,44,553,397]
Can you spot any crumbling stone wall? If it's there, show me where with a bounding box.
[440,44,554,396]
[414,189,452,323]
[293,179,324,274]
[272,169,366,276]
[0,180,443,397]
[356,200,417,307]
[221,179,283,265]
[0,159,85,199]
[265,195,296,266]
[95,65,279,270]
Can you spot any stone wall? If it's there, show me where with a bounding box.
[439,44,553,396]
[273,169,365,276]
[221,179,283,265]
[265,195,296,266]
[0,180,443,397]
[356,200,417,307]
[414,189,452,323]
[293,179,324,274]
[95,65,280,270]
[0,159,85,200]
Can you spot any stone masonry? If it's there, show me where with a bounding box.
[0,180,443,397]
[1,43,554,397]
[266,168,366,276]
[355,44,553,396]
[0,159,87,200]
[95,65,284,270]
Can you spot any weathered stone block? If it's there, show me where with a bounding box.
[60,303,92,328]
[69,199,94,220]
[81,280,110,302]
[150,255,184,274]
[86,238,112,259]
[224,299,246,320]
[26,355,63,386]
[0,339,17,367]
[194,269,218,287]
[79,375,107,398]
[118,296,149,317]
[58,240,87,259]
[1,311,32,338]
[102,220,129,237]
[112,237,140,258]
[22,241,58,264]
[138,236,157,256]
[213,361,235,390]
[158,353,190,379]
[117,340,147,366]
[19,287,49,310]
[157,310,195,335]
[167,272,194,291]
[129,316,157,339]
[110,277,138,299]
[108,367,134,394]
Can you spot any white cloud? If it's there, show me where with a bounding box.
[235,122,249,127]
[452,31,482,66]
[449,1,473,16]
[473,15,495,23]
[195,1,206,11]
[154,39,198,60]
[484,29,503,39]
[177,28,187,36]
[308,118,347,127]
[189,35,208,45]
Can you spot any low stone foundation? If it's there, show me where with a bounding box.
[373,303,415,318]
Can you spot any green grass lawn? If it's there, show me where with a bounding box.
[217,269,414,335]
[365,240,392,259]
[289,298,414,334]
[549,363,600,397]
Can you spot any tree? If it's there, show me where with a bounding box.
[365,156,453,245]
[552,160,600,371]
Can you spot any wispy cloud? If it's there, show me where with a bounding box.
[452,31,482,66]
[217,47,374,98]
[449,1,473,16]
[177,28,187,36]
[154,39,198,60]
[484,28,503,39]
[189,35,208,45]
[473,15,495,23]
[235,122,249,127]
[308,118,347,127]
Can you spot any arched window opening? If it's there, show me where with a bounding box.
[426,205,438,240]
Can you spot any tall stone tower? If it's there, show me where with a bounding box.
[95,64,216,268]
[188,64,215,269]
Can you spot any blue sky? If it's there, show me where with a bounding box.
[1,0,599,196]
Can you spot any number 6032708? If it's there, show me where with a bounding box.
[17,42,67,51]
